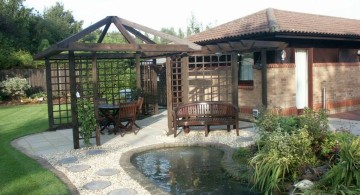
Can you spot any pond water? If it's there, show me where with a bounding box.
[131,146,259,195]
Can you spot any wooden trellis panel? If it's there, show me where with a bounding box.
[140,60,158,114]
[188,54,233,103]
[49,60,72,129]
[166,55,188,133]
[47,58,136,130]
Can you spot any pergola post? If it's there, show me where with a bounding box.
[231,52,239,107]
[69,51,80,149]
[92,54,101,146]
[136,53,141,89]
[152,59,159,114]
[261,49,268,107]
[166,57,173,134]
[45,57,54,130]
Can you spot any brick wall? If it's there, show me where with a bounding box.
[313,62,360,113]
[238,69,262,117]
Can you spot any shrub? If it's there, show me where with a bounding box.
[298,108,328,154]
[0,77,30,100]
[315,137,360,194]
[250,127,318,194]
[77,98,96,146]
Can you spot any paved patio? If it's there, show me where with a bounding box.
[11,109,360,195]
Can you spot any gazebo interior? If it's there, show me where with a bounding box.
[35,16,287,149]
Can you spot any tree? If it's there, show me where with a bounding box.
[40,2,83,45]
[0,0,35,68]
[186,12,203,37]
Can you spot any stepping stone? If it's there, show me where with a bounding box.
[68,164,91,172]
[57,156,78,165]
[108,188,137,195]
[86,149,106,156]
[95,168,119,176]
[83,180,111,190]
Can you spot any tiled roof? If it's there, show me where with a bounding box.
[187,8,360,44]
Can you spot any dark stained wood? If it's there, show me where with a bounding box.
[124,26,156,44]
[69,51,80,149]
[261,50,268,107]
[64,43,193,52]
[172,101,239,137]
[98,22,111,43]
[45,58,54,130]
[112,17,136,44]
[152,59,159,114]
[136,53,141,88]
[92,55,101,146]
[118,17,202,50]
[200,40,287,54]
[181,56,189,104]
[308,48,314,109]
[231,52,239,107]
[166,57,173,134]
[34,16,112,60]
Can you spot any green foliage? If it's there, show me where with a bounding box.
[298,108,329,154]
[315,137,360,194]
[250,127,317,194]
[251,108,331,193]
[42,2,83,44]
[77,98,96,146]
[0,77,30,100]
[10,50,34,67]
[0,104,70,194]
[0,0,82,69]
[234,147,251,162]
[320,131,355,162]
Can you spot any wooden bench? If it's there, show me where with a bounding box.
[172,101,239,137]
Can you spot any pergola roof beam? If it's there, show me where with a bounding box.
[118,17,201,50]
[112,17,136,44]
[98,22,111,43]
[124,26,156,44]
[64,43,193,52]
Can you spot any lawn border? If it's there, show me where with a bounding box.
[11,138,79,195]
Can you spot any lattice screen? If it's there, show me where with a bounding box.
[188,54,233,103]
[48,58,136,129]
[169,56,184,109]
[50,60,71,129]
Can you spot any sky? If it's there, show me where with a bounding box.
[23,0,360,32]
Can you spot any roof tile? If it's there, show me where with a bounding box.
[187,8,360,44]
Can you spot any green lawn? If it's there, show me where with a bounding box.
[0,104,70,195]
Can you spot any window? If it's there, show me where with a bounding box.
[238,52,256,87]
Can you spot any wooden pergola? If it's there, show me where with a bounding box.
[35,16,202,148]
[35,16,287,149]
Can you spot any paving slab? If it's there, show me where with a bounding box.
[83,180,111,190]
[95,168,119,176]
[108,188,137,195]
[68,164,91,172]
[57,156,78,165]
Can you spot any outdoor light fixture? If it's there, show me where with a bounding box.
[357,50,360,55]
[281,50,287,61]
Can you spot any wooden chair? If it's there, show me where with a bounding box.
[134,97,144,129]
[113,101,138,136]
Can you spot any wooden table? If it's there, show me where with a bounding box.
[98,104,119,133]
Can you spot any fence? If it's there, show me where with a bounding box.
[0,69,47,91]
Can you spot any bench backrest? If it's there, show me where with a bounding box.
[174,101,238,118]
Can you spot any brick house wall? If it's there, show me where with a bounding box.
[313,62,360,113]
[238,69,262,118]
[237,49,360,119]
